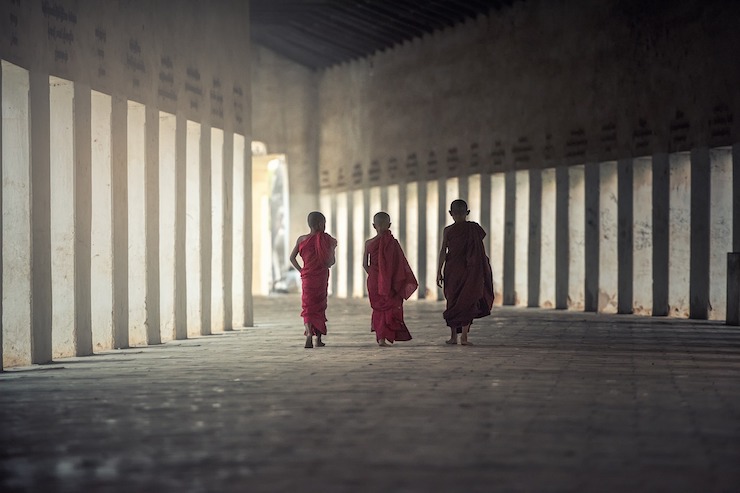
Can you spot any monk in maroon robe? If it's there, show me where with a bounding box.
[437,199,494,345]
[363,212,417,346]
[290,211,337,348]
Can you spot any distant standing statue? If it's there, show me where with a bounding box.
[436,199,494,345]
[289,211,337,348]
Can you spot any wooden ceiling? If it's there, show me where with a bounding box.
[250,0,517,69]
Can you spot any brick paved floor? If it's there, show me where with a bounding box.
[1,295,739,492]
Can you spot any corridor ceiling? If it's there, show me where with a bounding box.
[250,0,517,69]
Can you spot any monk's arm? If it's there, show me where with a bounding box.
[362,241,370,274]
[289,239,302,272]
[326,244,336,268]
[436,229,448,287]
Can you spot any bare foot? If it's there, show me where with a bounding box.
[305,336,313,349]
[461,340,473,346]
[315,338,326,347]
[378,340,389,347]
[445,338,457,345]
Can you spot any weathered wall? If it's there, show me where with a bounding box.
[318,0,740,186]
[1,0,252,367]
[251,45,319,243]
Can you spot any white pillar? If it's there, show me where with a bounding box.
[127,101,147,346]
[211,128,225,331]
[425,180,439,299]
[90,91,113,350]
[352,189,365,298]
[186,120,202,336]
[669,152,691,317]
[387,184,400,239]
[232,133,246,325]
[598,161,618,313]
[335,191,349,298]
[514,170,530,306]
[319,191,333,297]
[540,168,557,308]
[468,174,482,224]
[2,61,32,367]
[406,182,419,281]
[633,157,653,315]
[568,165,586,310]
[159,111,176,341]
[490,173,505,304]
[49,77,76,358]
[709,147,733,320]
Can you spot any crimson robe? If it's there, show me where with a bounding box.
[442,221,494,331]
[299,232,337,335]
[367,230,417,342]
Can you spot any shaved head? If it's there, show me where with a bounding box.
[307,211,326,229]
[450,199,468,214]
[373,211,391,228]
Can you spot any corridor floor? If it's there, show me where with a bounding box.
[2,296,739,492]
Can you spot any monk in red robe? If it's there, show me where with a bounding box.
[436,199,494,345]
[289,211,337,348]
[363,212,417,346]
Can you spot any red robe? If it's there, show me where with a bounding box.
[367,230,417,342]
[442,221,494,331]
[299,232,337,335]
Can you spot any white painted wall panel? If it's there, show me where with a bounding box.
[335,192,348,298]
[425,180,439,299]
[186,120,202,335]
[159,112,176,341]
[352,189,365,298]
[211,128,224,331]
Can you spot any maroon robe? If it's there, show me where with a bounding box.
[367,230,417,342]
[442,221,494,331]
[299,232,337,335]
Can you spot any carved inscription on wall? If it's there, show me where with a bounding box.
[368,159,381,184]
[491,141,505,170]
[426,151,437,178]
[336,166,346,188]
[469,143,479,171]
[543,133,555,161]
[185,66,202,111]
[405,153,418,180]
[709,104,733,147]
[233,85,244,126]
[8,0,21,49]
[632,118,653,152]
[320,169,331,188]
[43,1,77,64]
[565,128,587,159]
[94,27,106,78]
[669,111,690,152]
[210,77,223,120]
[351,162,363,186]
[446,147,459,175]
[126,38,145,88]
[600,122,617,154]
[387,157,399,181]
[512,136,532,166]
[158,55,176,102]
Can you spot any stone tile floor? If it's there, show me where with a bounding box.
[1,295,739,492]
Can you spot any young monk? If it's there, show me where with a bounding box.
[363,212,417,347]
[289,211,337,348]
[436,199,494,345]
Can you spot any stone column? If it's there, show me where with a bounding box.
[539,168,557,309]
[734,145,740,253]
[555,166,569,310]
[330,192,339,297]
[514,170,529,307]
[111,95,129,348]
[145,105,161,344]
[584,163,599,312]
[527,168,542,308]
[0,64,3,369]
[491,173,505,304]
[617,159,633,314]
[417,176,427,300]
[436,177,446,301]
[346,190,355,297]
[728,253,740,326]
[200,122,212,334]
[242,134,253,327]
[652,153,670,316]
[398,182,407,256]
[174,112,188,338]
[503,170,516,305]
[690,148,710,319]
[30,70,53,363]
[362,186,371,297]
[568,165,585,311]
[222,130,234,330]
[73,83,93,355]
[633,157,653,315]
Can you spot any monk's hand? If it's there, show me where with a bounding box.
[436,273,444,288]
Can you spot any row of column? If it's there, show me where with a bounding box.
[1,61,253,369]
[321,147,738,321]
